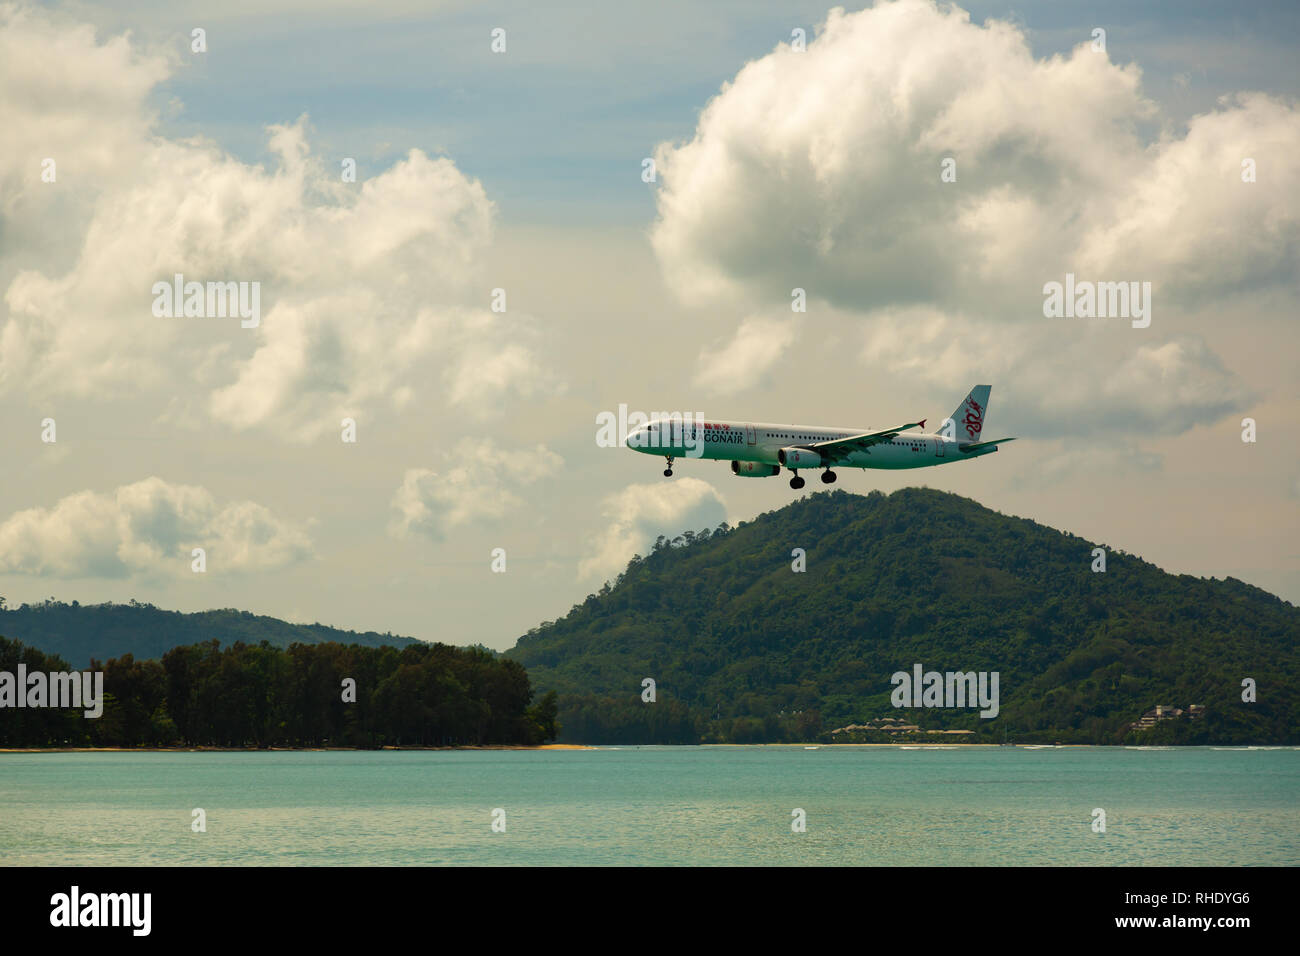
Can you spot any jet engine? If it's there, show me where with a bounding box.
[731,461,780,477]
[777,447,822,469]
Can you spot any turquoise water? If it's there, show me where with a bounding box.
[1,746,1296,865]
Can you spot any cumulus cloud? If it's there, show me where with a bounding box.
[444,332,558,411]
[578,478,727,582]
[651,0,1300,312]
[389,441,564,541]
[693,313,798,397]
[1012,441,1162,489]
[0,4,168,220]
[861,306,1251,438]
[1074,92,1300,302]
[0,5,553,439]
[650,0,1287,439]
[0,476,312,577]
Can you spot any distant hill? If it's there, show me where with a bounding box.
[0,599,420,666]
[506,488,1299,745]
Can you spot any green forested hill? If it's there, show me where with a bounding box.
[0,599,419,666]
[506,488,1299,745]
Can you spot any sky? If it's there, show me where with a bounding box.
[1,0,1297,650]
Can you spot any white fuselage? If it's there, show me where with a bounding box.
[628,419,988,471]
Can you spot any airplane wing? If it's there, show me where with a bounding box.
[805,420,927,461]
[958,437,1016,453]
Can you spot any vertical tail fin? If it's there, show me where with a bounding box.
[947,385,991,443]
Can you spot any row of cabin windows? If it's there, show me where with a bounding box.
[651,424,929,450]
[762,431,927,449]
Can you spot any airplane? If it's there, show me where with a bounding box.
[626,385,1014,489]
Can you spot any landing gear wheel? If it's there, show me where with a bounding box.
[790,474,805,490]
[821,470,837,484]
[664,456,675,478]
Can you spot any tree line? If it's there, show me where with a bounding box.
[0,635,558,748]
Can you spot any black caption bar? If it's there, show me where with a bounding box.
[2,865,1283,944]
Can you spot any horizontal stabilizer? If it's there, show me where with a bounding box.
[959,437,1016,453]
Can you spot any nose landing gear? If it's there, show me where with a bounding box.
[664,456,674,477]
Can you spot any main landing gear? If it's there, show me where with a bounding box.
[790,469,835,489]
[664,456,674,477]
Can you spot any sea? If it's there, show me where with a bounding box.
[1,746,1296,866]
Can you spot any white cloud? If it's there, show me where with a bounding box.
[0,476,312,577]
[651,0,1300,313]
[578,477,726,582]
[651,0,1134,310]
[389,441,564,541]
[860,306,1250,438]
[0,6,554,439]
[1010,440,1162,489]
[693,313,797,397]
[445,333,558,411]
[651,0,1285,440]
[0,4,168,220]
[1074,92,1300,303]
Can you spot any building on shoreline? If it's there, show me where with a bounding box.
[1126,703,1206,732]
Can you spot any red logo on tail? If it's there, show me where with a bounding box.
[962,398,984,439]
